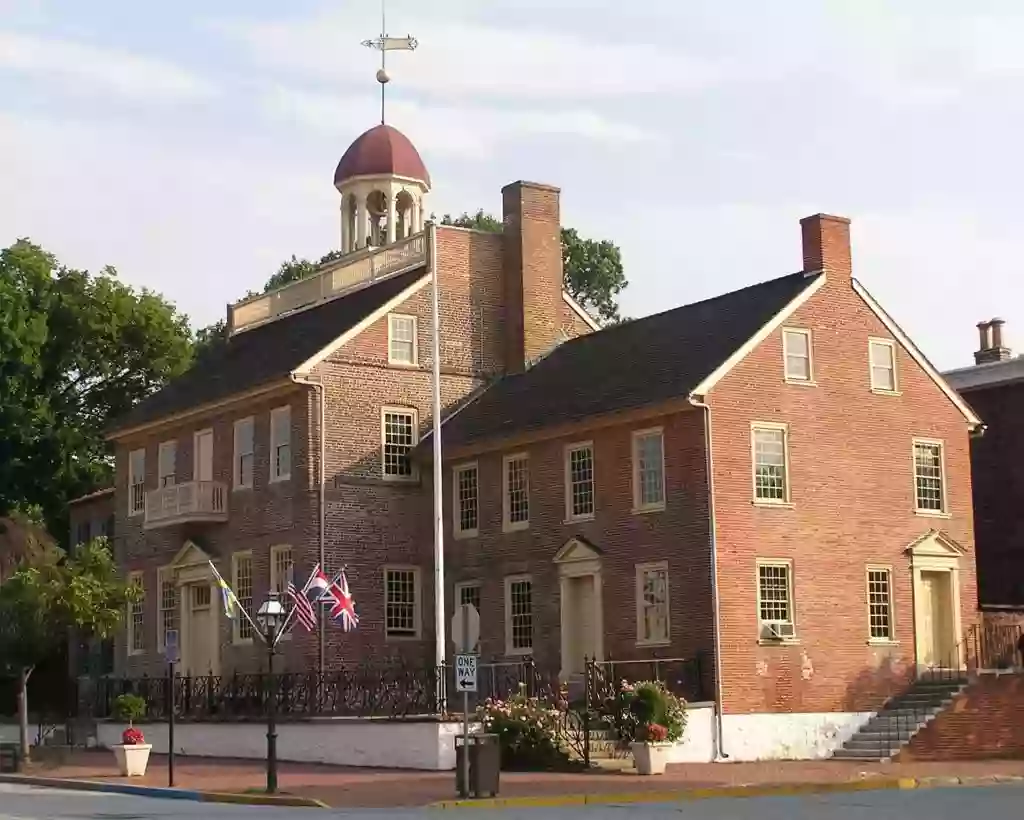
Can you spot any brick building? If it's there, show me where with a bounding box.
[104,123,597,679]
[428,213,983,758]
[944,320,1024,626]
[66,487,117,676]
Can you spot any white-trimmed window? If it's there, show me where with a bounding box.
[636,562,670,646]
[913,439,946,514]
[193,428,214,482]
[128,571,145,655]
[867,567,894,642]
[752,423,790,504]
[632,428,665,511]
[388,314,418,365]
[270,545,293,640]
[455,581,481,614]
[757,560,796,641]
[233,551,254,643]
[452,462,479,538]
[157,567,177,652]
[270,406,291,482]
[385,567,421,638]
[502,453,530,531]
[783,328,813,383]
[565,442,595,521]
[128,449,146,516]
[504,575,533,655]
[381,407,418,480]
[233,416,255,490]
[158,441,177,488]
[869,338,898,392]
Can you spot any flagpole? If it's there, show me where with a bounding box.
[428,221,447,684]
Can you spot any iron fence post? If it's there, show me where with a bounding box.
[582,657,591,769]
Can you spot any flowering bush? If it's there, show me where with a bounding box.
[608,680,687,745]
[121,727,145,746]
[645,723,668,743]
[475,683,573,770]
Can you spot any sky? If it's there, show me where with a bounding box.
[2,0,1022,370]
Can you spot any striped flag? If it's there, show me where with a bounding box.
[285,566,317,632]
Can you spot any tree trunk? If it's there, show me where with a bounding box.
[17,666,33,762]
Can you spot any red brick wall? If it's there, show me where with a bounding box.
[710,265,977,715]
[900,673,1024,760]
[957,382,1024,607]
[442,409,714,672]
[68,491,115,549]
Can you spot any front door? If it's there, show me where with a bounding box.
[563,575,597,676]
[184,583,216,676]
[919,570,954,668]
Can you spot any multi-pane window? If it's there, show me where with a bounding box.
[128,449,146,515]
[388,314,418,365]
[75,520,91,547]
[157,568,177,651]
[233,417,255,489]
[757,561,795,640]
[632,429,665,510]
[503,454,530,530]
[233,552,254,642]
[565,443,595,520]
[783,328,813,382]
[453,463,479,536]
[270,546,293,639]
[867,568,894,642]
[752,425,789,503]
[128,571,145,654]
[382,408,417,479]
[270,406,291,482]
[913,440,945,513]
[456,582,481,614]
[158,440,177,487]
[636,563,670,645]
[505,576,533,654]
[385,567,419,638]
[870,339,897,392]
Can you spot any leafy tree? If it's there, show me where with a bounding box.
[439,211,627,324]
[0,536,137,759]
[0,240,194,539]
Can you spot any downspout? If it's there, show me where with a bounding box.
[291,373,326,676]
[688,394,728,760]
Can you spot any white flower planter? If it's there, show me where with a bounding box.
[631,741,672,775]
[112,744,152,777]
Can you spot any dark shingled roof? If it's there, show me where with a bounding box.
[110,266,427,434]
[432,270,822,449]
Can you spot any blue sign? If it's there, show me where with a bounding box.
[165,629,180,664]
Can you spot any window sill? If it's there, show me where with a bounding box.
[128,649,145,657]
[505,647,533,657]
[564,513,595,525]
[631,504,666,516]
[757,638,800,647]
[502,521,530,534]
[453,529,479,541]
[232,485,253,493]
[867,639,899,647]
[752,500,795,509]
[232,638,254,647]
[385,633,422,642]
[784,379,818,387]
[381,474,419,484]
[387,360,420,369]
[915,509,951,519]
[636,639,671,649]
[269,475,291,485]
[871,388,903,397]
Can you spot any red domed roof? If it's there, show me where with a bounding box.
[333,124,430,188]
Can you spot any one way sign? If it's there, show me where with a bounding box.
[455,653,478,692]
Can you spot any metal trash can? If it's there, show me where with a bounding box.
[455,733,500,798]
[0,743,22,773]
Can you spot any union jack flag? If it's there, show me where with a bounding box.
[285,567,317,632]
[324,570,359,632]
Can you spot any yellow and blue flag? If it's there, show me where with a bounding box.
[207,560,238,620]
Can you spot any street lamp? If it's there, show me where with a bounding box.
[257,593,286,795]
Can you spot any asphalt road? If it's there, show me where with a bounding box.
[1,783,1023,818]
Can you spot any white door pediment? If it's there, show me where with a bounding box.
[904,530,966,562]
[553,537,601,565]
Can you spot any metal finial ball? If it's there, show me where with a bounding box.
[376,68,391,85]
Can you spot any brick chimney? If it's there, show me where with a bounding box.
[502,180,563,373]
[974,318,1012,365]
[800,213,852,277]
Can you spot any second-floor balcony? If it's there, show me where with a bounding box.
[144,481,229,530]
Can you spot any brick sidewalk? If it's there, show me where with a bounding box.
[20,750,1024,808]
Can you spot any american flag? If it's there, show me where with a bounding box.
[286,567,317,632]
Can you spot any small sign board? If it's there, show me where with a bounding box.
[450,603,480,654]
[164,629,180,664]
[455,653,478,692]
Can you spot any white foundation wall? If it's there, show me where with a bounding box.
[96,720,475,770]
[720,712,872,760]
[667,703,716,763]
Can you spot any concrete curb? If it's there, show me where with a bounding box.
[430,774,1024,809]
[0,774,328,808]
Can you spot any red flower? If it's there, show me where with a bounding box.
[646,724,668,743]
[122,727,145,746]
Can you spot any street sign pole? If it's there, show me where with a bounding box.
[450,603,479,798]
[462,612,470,798]
[165,630,179,787]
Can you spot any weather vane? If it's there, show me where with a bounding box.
[361,0,418,125]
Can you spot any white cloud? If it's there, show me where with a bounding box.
[264,86,659,159]
[0,30,217,101]
[210,11,724,101]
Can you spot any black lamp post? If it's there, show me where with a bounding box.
[257,593,286,795]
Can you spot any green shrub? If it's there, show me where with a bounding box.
[112,693,146,725]
[610,680,687,744]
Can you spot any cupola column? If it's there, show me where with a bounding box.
[386,193,398,244]
[356,197,368,249]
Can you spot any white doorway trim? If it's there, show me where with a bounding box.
[168,540,221,677]
[905,530,965,672]
[553,537,604,680]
